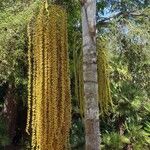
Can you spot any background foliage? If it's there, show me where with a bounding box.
[0,0,149,149]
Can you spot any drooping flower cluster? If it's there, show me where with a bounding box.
[74,38,112,117]
[26,4,71,150]
[97,38,113,115]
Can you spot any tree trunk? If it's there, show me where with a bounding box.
[2,84,17,141]
[81,0,100,150]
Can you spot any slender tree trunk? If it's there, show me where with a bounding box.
[81,0,100,150]
[2,84,17,141]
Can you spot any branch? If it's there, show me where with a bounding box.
[99,12,123,23]
[97,11,149,27]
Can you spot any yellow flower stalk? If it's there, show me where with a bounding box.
[75,38,113,117]
[97,38,113,115]
[26,3,71,150]
[26,23,32,135]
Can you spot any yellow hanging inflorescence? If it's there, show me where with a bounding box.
[74,37,112,117]
[78,53,84,118]
[26,3,71,150]
[72,33,84,118]
[97,38,113,115]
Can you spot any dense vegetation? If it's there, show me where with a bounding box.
[0,0,149,149]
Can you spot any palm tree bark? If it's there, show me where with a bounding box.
[81,0,100,149]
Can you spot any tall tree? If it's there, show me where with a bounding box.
[81,0,100,149]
